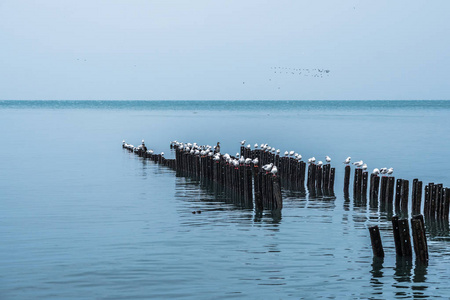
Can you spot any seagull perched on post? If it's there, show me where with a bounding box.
[252,158,259,165]
[284,151,289,156]
[262,163,273,173]
[380,167,388,175]
[270,166,278,176]
[317,161,323,167]
[254,144,258,149]
[387,167,394,176]
[325,156,331,163]
[362,164,368,171]
[240,140,246,145]
[343,157,351,165]
[372,168,380,175]
[353,160,363,168]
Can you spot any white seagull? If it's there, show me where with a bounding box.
[240,140,246,145]
[343,157,351,165]
[387,167,394,176]
[325,156,331,163]
[270,166,278,175]
[353,160,363,168]
[372,168,380,175]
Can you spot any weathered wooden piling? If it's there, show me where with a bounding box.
[379,176,388,209]
[370,174,380,208]
[411,214,428,263]
[344,165,351,193]
[386,177,395,214]
[398,218,413,257]
[400,180,409,215]
[392,216,403,256]
[368,226,385,258]
[362,171,369,198]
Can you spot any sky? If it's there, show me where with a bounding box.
[0,0,449,100]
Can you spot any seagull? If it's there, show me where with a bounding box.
[353,160,363,168]
[276,149,280,155]
[296,154,302,161]
[372,168,380,175]
[284,151,289,156]
[317,161,323,167]
[161,152,164,156]
[343,157,351,165]
[387,167,394,176]
[289,151,295,156]
[270,166,278,175]
[235,152,240,158]
[252,158,259,165]
[362,164,368,171]
[246,144,251,149]
[262,163,273,172]
[380,167,388,175]
[245,158,252,165]
[240,140,246,145]
[254,143,259,149]
[325,156,331,163]
[239,156,245,164]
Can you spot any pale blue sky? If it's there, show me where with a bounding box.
[1,0,449,100]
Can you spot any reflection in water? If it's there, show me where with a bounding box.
[370,257,384,295]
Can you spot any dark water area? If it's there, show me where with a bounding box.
[1,100,450,299]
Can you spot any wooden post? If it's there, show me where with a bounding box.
[380,176,388,208]
[273,176,283,210]
[362,171,369,198]
[329,168,336,192]
[370,174,380,208]
[392,216,403,256]
[369,226,385,258]
[344,165,351,194]
[395,179,403,214]
[411,214,428,264]
[386,177,395,214]
[401,180,409,216]
[398,219,413,257]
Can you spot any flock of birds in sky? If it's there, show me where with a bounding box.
[123,139,395,178]
[270,66,331,79]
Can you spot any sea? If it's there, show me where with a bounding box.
[1,100,450,299]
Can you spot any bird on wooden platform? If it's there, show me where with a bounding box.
[308,157,316,164]
[254,143,258,149]
[387,167,394,176]
[372,168,380,175]
[271,166,278,176]
[235,152,240,158]
[161,152,164,156]
[246,144,251,149]
[380,167,388,175]
[239,156,245,165]
[276,149,280,155]
[240,140,246,145]
[317,161,323,167]
[284,151,289,156]
[325,156,331,163]
[362,164,368,171]
[252,158,259,165]
[289,151,295,156]
[353,160,363,168]
[343,157,351,165]
[262,163,273,172]
[296,154,302,161]
[245,158,252,165]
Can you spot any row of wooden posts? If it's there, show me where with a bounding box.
[173,145,283,210]
[369,215,428,264]
[345,165,450,220]
[239,147,336,195]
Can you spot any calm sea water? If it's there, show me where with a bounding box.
[1,100,450,299]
